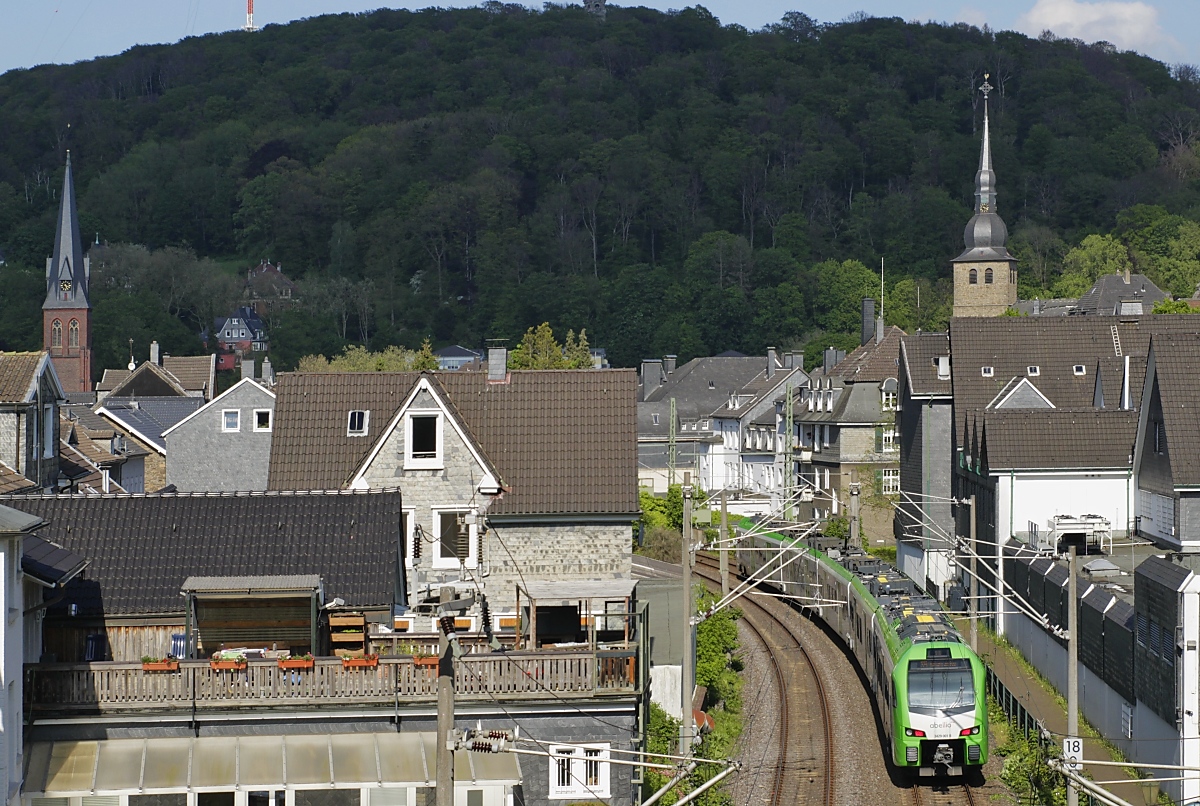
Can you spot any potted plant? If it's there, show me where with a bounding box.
[278,653,314,669]
[210,652,247,670]
[141,656,179,672]
[342,653,379,668]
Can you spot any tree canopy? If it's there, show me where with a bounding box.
[0,6,1197,368]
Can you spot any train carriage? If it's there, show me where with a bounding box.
[736,522,987,777]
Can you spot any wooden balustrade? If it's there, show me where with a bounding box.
[27,651,638,715]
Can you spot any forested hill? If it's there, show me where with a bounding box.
[0,5,1199,370]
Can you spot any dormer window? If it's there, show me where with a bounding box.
[347,410,370,437]
[981,367,994,377]
[1027,366,1040,377]
[652,413,660,426]
[1073,365,1086,376]
[404,412,443,469]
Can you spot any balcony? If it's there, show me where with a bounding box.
[26,650,639,717]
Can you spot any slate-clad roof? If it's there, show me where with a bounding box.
[982,409,1139,470]
[899,332,951,398]
[1136,554,1193,594]
[269,370,637,516]
[948,316,1200,436]
[1076,274,1167,316]
[709,366,808,420]
[0,352,47,403]
[97,397,205,452]
[22,532,88,587]
[1,490,403,616]
[1146,334,1200,487]
[639,357,765,436]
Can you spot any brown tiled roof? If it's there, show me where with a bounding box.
[982,409,1139,470]
[0,353,46,403]
[163,355,215,397]
[899,333,951,397]
[269,370,638,516]
[95,369,130,392]
[1147,334,1200,487]
[834,327,905,383]
[0,462,37,494]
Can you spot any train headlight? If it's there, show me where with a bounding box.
[959,726,981,736]
[905,728,926,737]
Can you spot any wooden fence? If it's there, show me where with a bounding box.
[27,651,638,715]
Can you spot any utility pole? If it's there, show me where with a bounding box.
[719,491,729,597]
[1067,539,1081,806]
[436,586,455,806]
[969,495,978,654]
[668,397,677,487]
[848,480,861,553]
[680,476,694,757]
[783,382,793,520]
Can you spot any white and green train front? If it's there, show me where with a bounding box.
[893,641,988,773]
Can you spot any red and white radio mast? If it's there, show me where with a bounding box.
[243,0,258,31]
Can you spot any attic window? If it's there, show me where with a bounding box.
[222,410,240,433]
[981,367,994,378]
[652,414,660,426]
[405,412,444,469]
[1027,366,1040,377]
[1073,365,1086,376]
[347,410,370,437]
[254,409,272,432]
[708,381,715,389]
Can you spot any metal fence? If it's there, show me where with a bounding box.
[987,666,1050,746]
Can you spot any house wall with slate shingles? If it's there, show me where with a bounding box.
[0,413,17,473]
[1135,558,1185,725]
[165,382,274,492]
[112,427,164,492]
[953,260,1017,316]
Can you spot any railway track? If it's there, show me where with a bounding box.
[911,781,977,806]
[693,553,835,806]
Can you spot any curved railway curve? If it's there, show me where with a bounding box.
[692,553,835,806]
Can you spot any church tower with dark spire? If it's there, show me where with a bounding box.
[43,151,93,393]
[952,75,1017,317]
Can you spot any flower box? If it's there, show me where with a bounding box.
[412,656,440,669]
[210,660,247,670]
[342,656,378,668]
[142,661,179,672]
[278,658,314,670]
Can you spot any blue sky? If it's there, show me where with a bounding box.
[1,0,1195,77]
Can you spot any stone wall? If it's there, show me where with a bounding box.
[952,260,1017,316]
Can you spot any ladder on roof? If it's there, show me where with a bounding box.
[1111,325,1122,357]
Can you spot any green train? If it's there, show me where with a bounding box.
[736,523,988,777]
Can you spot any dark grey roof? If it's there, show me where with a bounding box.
[639,357,765,437]
[952,96,1014,265]
[0,503,44,533]
[1136,554,1194,594]
[1145,334,1200,487]
[434,345,481,359]
[710,367,808,420]
[899,333,951,398]
[43,153,89,311]
[1075,274,1168,316]
[97,397,205,451]
[982,409,1139,470]
[1013,298,1078,317]
[22,532,88,587]
[1,490,403,616]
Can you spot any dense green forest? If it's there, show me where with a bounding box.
[0,4,1198,371]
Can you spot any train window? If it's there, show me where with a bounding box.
[908,659,975,711]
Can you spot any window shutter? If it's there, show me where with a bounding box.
[875,469,883,495]
[875,426,883,452]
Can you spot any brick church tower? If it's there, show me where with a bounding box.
[952,76,1018,317]
[43,151,93,393]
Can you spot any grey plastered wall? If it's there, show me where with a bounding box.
[165,382,274,491]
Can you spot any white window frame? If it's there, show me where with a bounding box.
[347,410,370,437]
[222,409,240,432]
[1073,364,1086,376]
[1027,366,1040,377]
[881,390,897,410]
[253,409,272,432]
[402,508,416,568]
[981,366,994,377]
[432,508,478,570]
[882,468,900,494]
[882,427,898,453]
[404,411,444,469]
[548,743,610,799]
[822,425,831,448]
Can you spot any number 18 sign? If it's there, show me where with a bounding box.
[1063,737,1083,771]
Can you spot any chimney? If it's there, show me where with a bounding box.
[767,347,777,379]
[241,358,254,380]
[861,298,876,346]
[1124,265,1131,285]
[261,356,274,386]
[782,353,793,370]
[150,340,160,366]
[487,347,508,382]
[876,315,884,345]
[792,352,804,373]
[823,347,844,375]
[641,359,664,401]
[663,355,677,374]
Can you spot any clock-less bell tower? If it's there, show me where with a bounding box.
[43,151,93,394]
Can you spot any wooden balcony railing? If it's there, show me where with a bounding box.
[26,651,638,716]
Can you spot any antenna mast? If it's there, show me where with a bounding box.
[244,0,258,31]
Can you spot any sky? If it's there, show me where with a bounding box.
[0,0,1195,78]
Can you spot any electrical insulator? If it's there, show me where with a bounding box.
[480,597,493,637]
[439,615,457,639]
[411,526,421,560]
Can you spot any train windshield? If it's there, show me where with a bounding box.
[907,659,975,711]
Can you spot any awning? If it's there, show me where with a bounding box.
[181,575,322,598]
[24,733,521,797]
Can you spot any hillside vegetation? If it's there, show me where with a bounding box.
[0,4,1198,369]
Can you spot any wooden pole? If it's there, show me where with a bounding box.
[436,587,455,806]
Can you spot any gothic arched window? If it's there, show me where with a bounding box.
[68,319,80,348]
[51,320,62,348]
[968,269,978,285]
[985,268,994,284]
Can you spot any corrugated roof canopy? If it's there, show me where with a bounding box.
[181,574,322,595]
